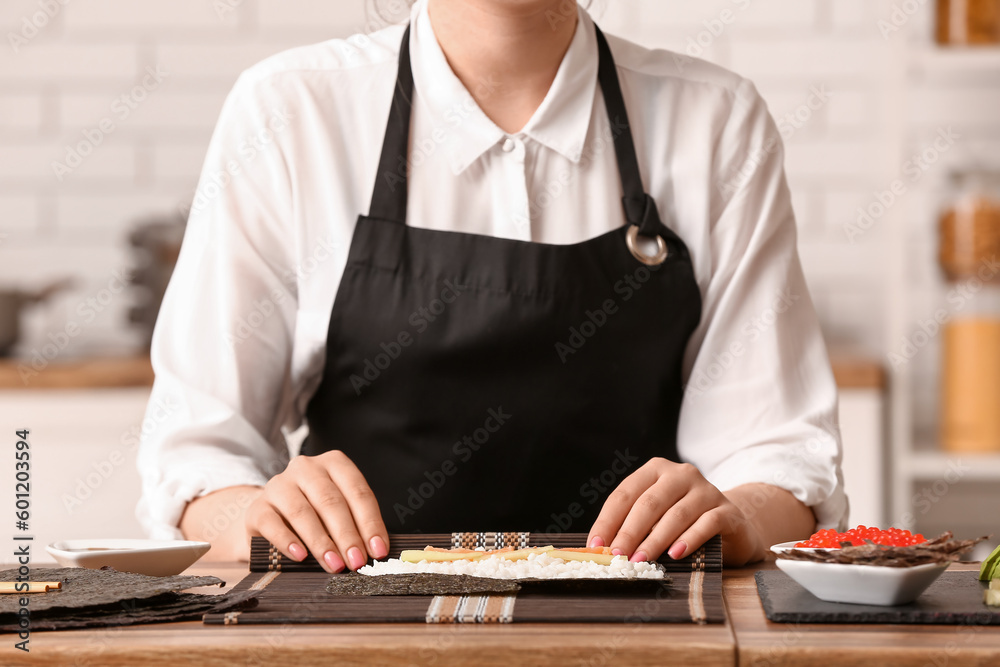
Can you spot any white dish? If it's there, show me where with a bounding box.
[770,540,840,555]
[46,539,211,577]
[769,541,950,606]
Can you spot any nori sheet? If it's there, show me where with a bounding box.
[0,589,260,632]
[328,573,521,596]
[329,573,672,596]
[0,566,260,632]
[0,567,223,613]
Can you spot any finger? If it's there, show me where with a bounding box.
[587,461,664,548]
[658,506,731,561]
[296,468,368,571]
[246,502,311,565]
[272,485,347,573]
[323,451,390,560]
[608,478,687,558]
[630,494,714,562]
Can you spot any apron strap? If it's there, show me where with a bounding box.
[368,23,659,237]
[593,27,659,237]
[368,25,415,223]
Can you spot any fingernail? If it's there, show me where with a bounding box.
[588,536,605,548]
[629,550,648,563]
[288,542,307,561]
[324,551,345,572]
[370,536,388,559]
[347,546,366,570]
[668,541,688,560]
[612,548,624,556]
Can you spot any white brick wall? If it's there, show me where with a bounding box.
[257,0,370,31]
[62,0,240,31]
[0,44,138,80]
[0,93,44,130]
[0,0,996,371]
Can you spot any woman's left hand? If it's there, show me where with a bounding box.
[587,458,765,565]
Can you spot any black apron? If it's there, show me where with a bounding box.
[303,24,702,535]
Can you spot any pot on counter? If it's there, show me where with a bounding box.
[0,278,75,356]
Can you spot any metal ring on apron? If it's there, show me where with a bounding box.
[626,226,668,266]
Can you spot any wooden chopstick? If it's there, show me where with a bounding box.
[0,581,62,594]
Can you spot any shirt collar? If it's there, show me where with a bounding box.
[409,0,598,175]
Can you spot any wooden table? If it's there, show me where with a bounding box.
[3,561,998,666]
[4,562,734,667]
[724,562,1000,667]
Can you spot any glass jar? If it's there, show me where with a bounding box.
[939,170,1000,453]
[939,171,1000,280]
[936,0,1000,45]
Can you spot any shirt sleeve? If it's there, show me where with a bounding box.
[677,78,849,531]
[136,73,298,539]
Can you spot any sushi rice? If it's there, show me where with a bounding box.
[359,551,666,580]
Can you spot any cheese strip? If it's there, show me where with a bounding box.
[548,550,617,566]
[401,545,617,565]
[401,550,487,563]
[497,546,555,561]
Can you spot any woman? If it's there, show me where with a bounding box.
[137,0,846,572]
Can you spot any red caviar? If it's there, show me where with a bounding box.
[794,525,926,548]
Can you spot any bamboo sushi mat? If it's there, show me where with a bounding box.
[204,533,724,625]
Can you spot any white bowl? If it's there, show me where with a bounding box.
[769,540,950,606]
[46,539,211,577]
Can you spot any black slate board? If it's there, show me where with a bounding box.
[756,570,1000,625]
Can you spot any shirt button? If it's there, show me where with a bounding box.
[501,138,515,153]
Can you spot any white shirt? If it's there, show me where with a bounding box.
[137,0,848,539]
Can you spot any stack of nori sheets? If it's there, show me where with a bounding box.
[0,567,259,631]
[205,532,724,625]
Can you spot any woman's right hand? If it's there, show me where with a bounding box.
[244,450,389,572]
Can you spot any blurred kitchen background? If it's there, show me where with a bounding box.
[1,0,999,561]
